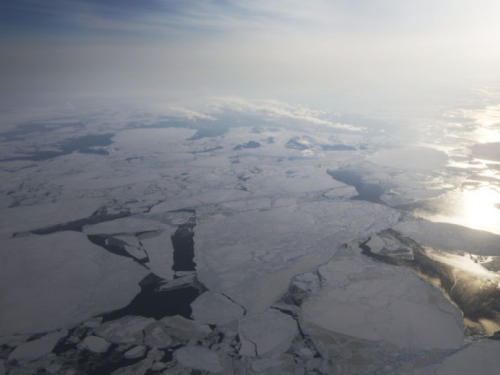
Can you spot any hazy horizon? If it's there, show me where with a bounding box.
[2,0,500,114]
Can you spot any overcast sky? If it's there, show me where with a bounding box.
[2,0,500,109]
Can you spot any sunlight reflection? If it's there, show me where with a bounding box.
[418,185,500,235]
[441,104,500,146]
[462,105,500,126]
[424,247,499,280]
[473,127,500,144]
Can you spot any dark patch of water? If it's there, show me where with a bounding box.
[63,134,113,153]
[190,146,223,154]
[12,151,63,161]
[79,148,110,155]
[135,111,277,140]
[16,206,130,236]
[52,329,77,355]
[233,141,261,151]
[285,137,310,150]
[160,350,174,363]
[82,344,145,375]
[171,224,196,272]
[0,121,85,142]
[0,133,114,162]
[327,169,385,204]
[100,274,201,321]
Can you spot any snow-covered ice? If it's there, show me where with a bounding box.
[0,232,148,335]
[301,253,464,350]
[2,98,500,374]
[81,336,111,353]
[93,316,154,345]
[174,346,223,373]
[8,330,67,361]
[195,200,400,313]
[160,315,212,340]
[238,309,298,357]
[190,291,245,325]
[415,340,500,375]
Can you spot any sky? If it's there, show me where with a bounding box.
[1,0,500,111]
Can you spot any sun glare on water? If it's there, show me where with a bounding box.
[424,247,498,280]
[419,186,500,235]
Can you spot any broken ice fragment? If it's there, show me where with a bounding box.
[238,309,297,357]
[123,345,147,360]
[0,231,148,335]
[191,292,245,325]
[174,346,223,373]
[160,315,211,340]
[302,254,464,350]
[93,316,154,345]
[82,336,111,353]
[144,323,174,348]
[8,330,68,361]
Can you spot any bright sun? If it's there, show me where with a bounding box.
[426,186,500,235]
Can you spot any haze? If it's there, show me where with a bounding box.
[2,0,500,112]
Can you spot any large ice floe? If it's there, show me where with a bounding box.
[2,99,500,374]
[0,231,148,336]
[301,250,464,350]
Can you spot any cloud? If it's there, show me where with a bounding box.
[168,107,216,121]
[206,97,363,131]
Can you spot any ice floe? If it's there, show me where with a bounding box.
[301,252,464,350]
[3,99,500,374]
[174,346,223,373]
[82,336,111,353]
[195,200,400,313]
[238,309,298,357]
[190,291,245,325]
[0,232,148,335]
[8,330,67,362]
[93,316,154,345]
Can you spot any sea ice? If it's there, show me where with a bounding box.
[123,345,146,359]
[195,200,400,313]
[8,330,67,361]
[415,340,500,375]
[81,336,111,353]
[238,309,297,357]
[395,220,500,256]
[93,316,154,345]
[83,217,169,235]
[0,232,149,335]
[301,253,464,350]
[190,292,245,325]
[143,322,174,348]
[139,228,176,280]
[160,315,212,340]
[174,346,223,373]
[0,199,104,238]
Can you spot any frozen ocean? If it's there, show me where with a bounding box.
[2,1,500,374]
[2,91,500,374]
